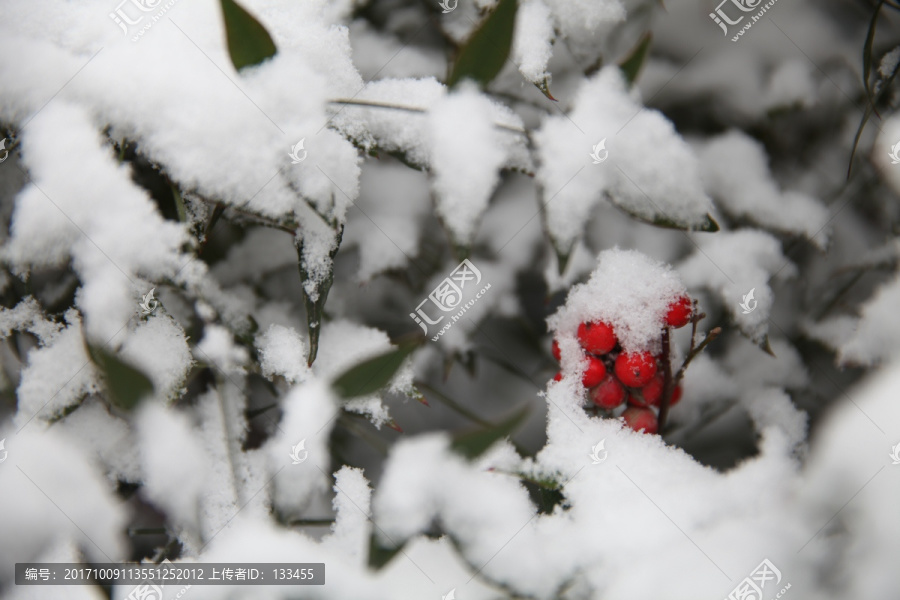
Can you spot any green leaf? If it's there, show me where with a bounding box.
[368,533,405,570]
[862,0,886,112]
[451,405,530,460]
[297,225,343,367]
[88,345,154,411]
[220,0,277,72]
[447,0,518,88]
[619,32,652,85]
[332,340,420,399]
[612,202,720,232]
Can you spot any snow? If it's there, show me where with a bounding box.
[257,324,311,384]
[323,466,372,563]
[266,379,339,516]
[535,67,713,254]
[696,130,829,246]
[0,1,897,598]
[0,296,61,343]
[679,229,794,343]
[513,0,555,85]
[341,160,431,281]
[549,248,689,354]
[14,309,101,428]
[878,46,900,79]
[119,315,194,402]
[3,103,188,341]
[838,273,900,366]
[427,85,507,246]
[136,403,207,528]
[196,323,249,376]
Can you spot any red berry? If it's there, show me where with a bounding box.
[614,352,657,387]
[622,406,659,434]
[577,321,617,355]
[640,374,664,407]
[590,375,626,409]
[552,339,561,362]
[665,295,692,328]
[670,384,682,406]
[553,371,562,382]
[581,356,607,388]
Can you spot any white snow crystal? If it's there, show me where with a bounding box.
[119,315,193,402]
[136,403,207,528]
[549,248,689,354]
[14,309,101,428]
[536,67,713,253]
[513,0,555,85]
[679,229,794,343]
[839,273,900,366]
[257,324,311,384]
[697,130,829,246]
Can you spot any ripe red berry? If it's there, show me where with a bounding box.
[577,321,617,355]
[590,375,626,409]
[622,406,659,434]
[614,352,657,387]
[552,339,561,362]
[670,384,683,406]
[553,371,562,382]
[581,356,607,388]
[640,374,664,407]
[665,295,692,328]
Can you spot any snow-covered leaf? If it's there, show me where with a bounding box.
[220,0,278,72]
[447,0,518,89]
[332,339,419,399]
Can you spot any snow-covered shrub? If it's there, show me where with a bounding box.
[1,0,899,599]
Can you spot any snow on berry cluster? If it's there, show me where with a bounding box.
[548,248,693,433]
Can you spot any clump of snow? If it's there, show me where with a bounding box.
[723,336,809,391]
[427,85,508,246]
[342,161,431,281]
[56,399,141,485]
[257,324,311,384]
[696,131,829,246]
[313,319,415,427]
[879,46,900,79]
[679,229,793,343]
[196,324,249,377]
[536,67,713,254]
[14,309,100,428]
[549,248,688,354]
[838,273,900,366]
[0,296,61,343]
[136,403,207,529]
[119,315,193,402]
[542,0,625,43]
[322,466,372,564]
[513,0,555,84]
[3,103,188,341]
[266,379,339,516]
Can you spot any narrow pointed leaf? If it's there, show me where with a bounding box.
[451,405,530,460]
[220,0,277,72]
[447,0,518,88]
[863,1,886,111]
[619,32,652,85]
[332,340,419,399]
[88,345,154,410]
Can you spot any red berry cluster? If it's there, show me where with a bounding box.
[552,294,692,434]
